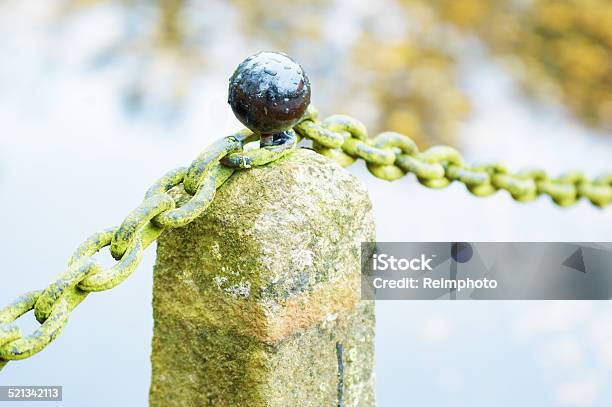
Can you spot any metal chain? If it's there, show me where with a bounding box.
[1,105,610,371]
[0,130,257,371]
[295,106,612,208]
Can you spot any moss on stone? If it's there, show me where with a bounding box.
[150,149,375,406]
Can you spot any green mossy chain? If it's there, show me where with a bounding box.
[296,105,612,208]
[1,104,610,372]
[0,133,255,371]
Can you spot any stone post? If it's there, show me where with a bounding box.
[149,149,375,406]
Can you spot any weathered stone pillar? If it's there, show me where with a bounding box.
[150,149,375,406]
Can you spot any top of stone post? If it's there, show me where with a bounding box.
[155,148,375,342]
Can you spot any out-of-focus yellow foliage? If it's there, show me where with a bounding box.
[424,0,612,130]
[352,34,469,146]
[57,0,612,136]
[230,0,326,49]
[58,0,470,144]
[228,0,469,145]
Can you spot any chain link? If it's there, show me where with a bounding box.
[1,105,610,371]
[0,131,256,370]
[295,106,612,208]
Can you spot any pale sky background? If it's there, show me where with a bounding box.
[0,1,611,406]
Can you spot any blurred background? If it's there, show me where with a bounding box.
[1,0,611,405]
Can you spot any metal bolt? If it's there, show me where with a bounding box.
[228,51,311,147]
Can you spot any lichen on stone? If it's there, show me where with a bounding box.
[150,149,375,406]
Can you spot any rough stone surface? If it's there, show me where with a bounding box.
[150,149,375,406]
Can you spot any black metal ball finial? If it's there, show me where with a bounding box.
[228,52,311,136]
